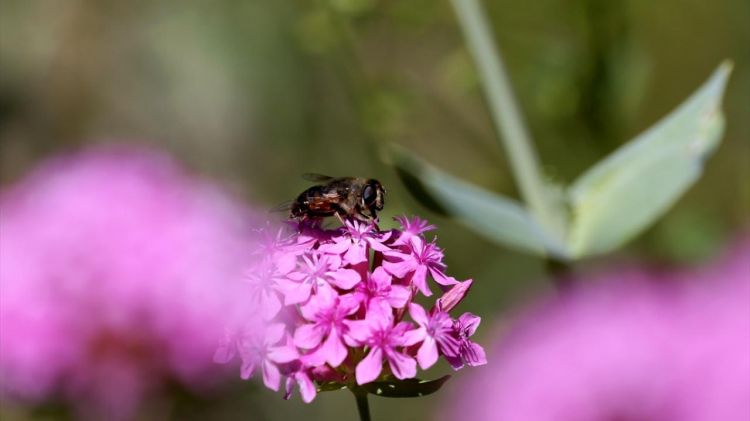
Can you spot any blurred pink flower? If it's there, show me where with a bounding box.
[234,323,298,390]
[0,146,255,419]
[443,241,750,421]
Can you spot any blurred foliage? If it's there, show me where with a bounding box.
[1,0,748,420]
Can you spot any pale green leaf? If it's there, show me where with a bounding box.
[567,62,732,257]
[387,144,567,258]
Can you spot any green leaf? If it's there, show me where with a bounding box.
[386,144,568,259]
[567,62,732,258]
[362,375,451,398]
[316,382,347,393]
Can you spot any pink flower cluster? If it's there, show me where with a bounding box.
[443,239,750,421]
[0,147,254,419]
[215,216,486,402]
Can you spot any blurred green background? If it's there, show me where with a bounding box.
[1,0,748,419]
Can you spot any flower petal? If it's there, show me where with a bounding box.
[264,323,286,345]
[386,350,417,380]
[437,279,473,312]
[240,359,257,380]
[356,347,384,385]
[459,313,482,337]
[383,253,416,278]
[445,353,464,371]
[387,285,411,309]
[343,319,371,345]
[294,324,325,349]
[319,239,349,255]
[401,325,425,347]
[214,332,237,363]
[436,334,460,358]
[321,328,348,367]
[339,292,363,312]
[262,360,281,391]
[328,268,361,290]
[323,254,342,269]
[260,290,282,320]
[412,265,432,296]
[344,242,368,265]
[299,286,336,320]
[417,336,439,370]
[283,282,312,305]
[367,238,392,252]
[464,341,487,367]
[430,268,458,286]
[296,372,317,403]
[368,300,394,330]
[284,376,295,400]
[275,253,297,274]
[268,344,299,364]
[409,303,429,326]
[371,266,392,288]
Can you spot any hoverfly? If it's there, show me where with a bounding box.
[280,174,386,223]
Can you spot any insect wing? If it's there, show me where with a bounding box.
[302,173,336,183]
[269,200,294,213]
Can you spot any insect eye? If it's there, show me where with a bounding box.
[363,185,376,206]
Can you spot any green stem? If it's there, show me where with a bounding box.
[352,388,372,421]
[449,0,562,234]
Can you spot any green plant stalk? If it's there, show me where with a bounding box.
[449,0,562,235]
[352,387,372,421]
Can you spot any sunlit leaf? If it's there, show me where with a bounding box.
[362,375,451,398]
[567,62,732,258]
[386,144,568,259]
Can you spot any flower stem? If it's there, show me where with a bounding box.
[449,0,563,235]
[352,388,372,421]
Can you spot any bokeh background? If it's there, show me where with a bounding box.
[1,0,748,420]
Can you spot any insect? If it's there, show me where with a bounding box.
[282,174,386,223]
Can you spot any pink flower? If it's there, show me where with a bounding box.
[384,236,458,296]
[352,266,411,310]
[253,224,297,259]
[0,146,255,418]
[320,219,392,265]
[445,313,486,370]
[437,279,474,312]
[346,302,422,384]
[219,211,484,402]
[282,360,317,403]
[292,219,333,249]
[214,327,244,365]
[243,256,293,320]
[393,215,436,245]
[278,253,360,305]
[443,240,750,421]
[408,303,460,370]
[235,323,298,391]
[294,288,359,367]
